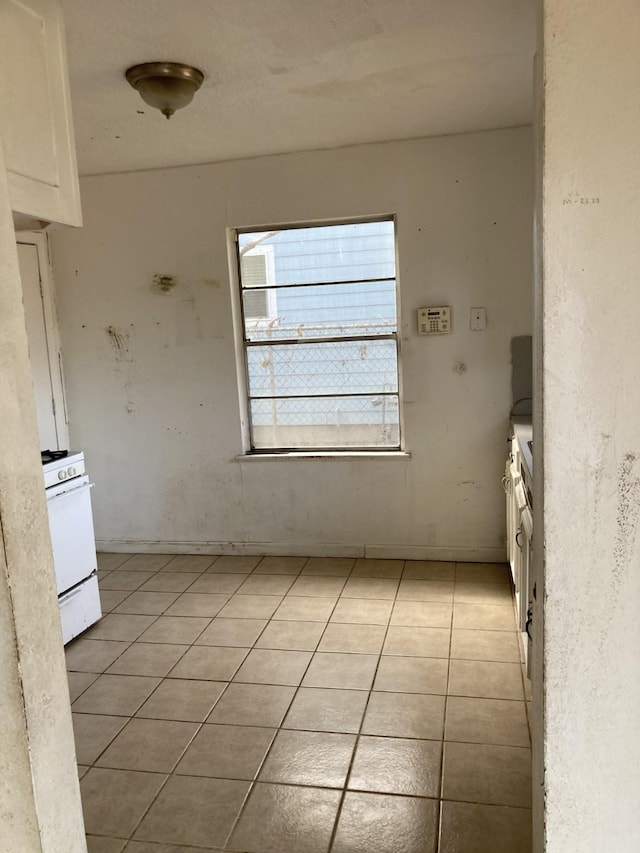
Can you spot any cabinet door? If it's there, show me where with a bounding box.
[17,234,69,450]
[0,0,81,225]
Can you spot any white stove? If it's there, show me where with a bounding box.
[42,449,85,488]
[42,450,102,643]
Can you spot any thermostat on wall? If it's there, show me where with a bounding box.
[417,306,451,335]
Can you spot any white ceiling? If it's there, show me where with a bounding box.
[62,0,536,176]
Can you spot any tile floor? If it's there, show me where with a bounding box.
[68,554,532,853]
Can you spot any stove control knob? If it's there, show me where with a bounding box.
[58,470,67,480]
[68,466,76,477]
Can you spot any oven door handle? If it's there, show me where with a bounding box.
[46,482,94,504]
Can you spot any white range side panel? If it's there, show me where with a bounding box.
[46,476,97,593]
[50,128,533,560]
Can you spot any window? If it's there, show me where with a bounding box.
[236,218,400,452]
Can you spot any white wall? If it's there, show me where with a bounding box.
[541,1,640,850]
[50,128,532,559]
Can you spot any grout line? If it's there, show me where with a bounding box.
[325,560,405,852]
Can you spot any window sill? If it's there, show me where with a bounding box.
[235,451,411,462]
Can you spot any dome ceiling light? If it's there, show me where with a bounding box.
[125,62,204,119]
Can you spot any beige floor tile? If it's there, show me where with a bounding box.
[348,736,441,797]
[391,601,452,628]
[208,683,296,727]
[164,593,229,617]
[383,626,451,658]
[255,620,324,651]
[318,622,386,654]
[341,577,399,599]
[207,554,261,573]
[448,660,524,700]
[234,648,312,686]
[120,554,174,572]
[228,782,341,853]
[237,574,296,596]
[217,594,283,620]
[374,656,449,695]
[455,562,511,584]
[259,728,356,787]
[196,617,268,648]
[96,717,198,773]
[99,571,156,591]
[363,692,446,740]
[85,552,533,853]
[397,580,454,602]
[136,678,227,722]
[287,575,347,597]
[403,560,456,581]
[84,613,157,642]
[442,742,531,807]
[66,639,130,673]
[352,558,404,578]
[80,767,166,837]
[187,573,247,594]
[332,791,439,853]
[107,643,188,677]
[72,713,127,765]
[99,590,131,613]
[451,602,517,631]
[162,554,218,572]
[113,591,181,616]
[169,646,249,681]
[451,629,520,662]
[439,801,532,853]
[78,765,90,780]
[445,697,530,747]
[330,598,393,625]
[283,687,368,734]
[66,671,99,702]
[254,556,307,574]
[176,724,275,779]
[454,582,514,605]
[302,652,378,690]
[97,553,134,572]
[273,595,337,622]
[137,616,210,645]
[73,674,162,716]
[301,557,355,576]
[138,573,201,593]
[85,836,127,852]
[134,775,249,848]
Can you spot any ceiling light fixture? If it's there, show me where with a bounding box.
[125,62,204,119]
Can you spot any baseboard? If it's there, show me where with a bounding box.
[364,544,507,563]
[95,539,506,563]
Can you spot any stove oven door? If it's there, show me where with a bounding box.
[46,475,97,595]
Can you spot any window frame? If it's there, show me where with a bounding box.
[231,215,404,455]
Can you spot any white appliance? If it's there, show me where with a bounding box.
[42,450,102,643]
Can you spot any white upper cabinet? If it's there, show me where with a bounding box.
[0,0,81,226]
